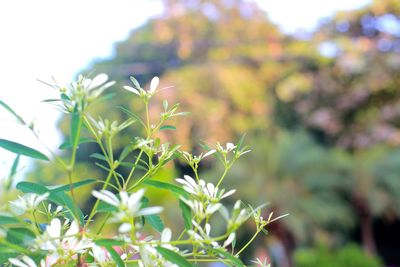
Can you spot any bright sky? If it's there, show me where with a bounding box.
[0,0,370,180]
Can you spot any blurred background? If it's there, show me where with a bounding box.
[1,0,400,266]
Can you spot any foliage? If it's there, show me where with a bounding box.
[0,74,283,266]
[294,244,383,267]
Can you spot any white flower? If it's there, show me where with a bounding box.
[123,76,160,99]
[203,182,236,203]
[180,198,221,220]
[187,221,219,248]
[10,193,49,214]
[216,142,236,153]
[9,256,45,267]
[227,201,250,230]
[176,175,235,202]
[180,149,216,165]
[176,175,206,197]
[92,189,163,223]
[37,218,92,255]
[250,257,271,267]
[91,245,111,265]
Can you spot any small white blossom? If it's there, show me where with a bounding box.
[91,245,112,265]
[92,189,163,223]
[180,198,221,220]
[250,257,271,267]
[36,218,92,255]
[180,149,216,165]
[9,256,45,267]
[124,76,160,100]
[176,175,206,197]
[216,142,236,153]
[10,193,49,214]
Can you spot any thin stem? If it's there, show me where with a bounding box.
[216,168,229,188]
[85,170,114,229]
[124,150,144,189]
[235,228,262,256]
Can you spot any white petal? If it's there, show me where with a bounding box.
[183,175,197,188]
[123,85,140,95]
[137,207,163,216]
[89,73,108,89]
[205,223,211,236]
[226,142,235,151]
[223,233,235,248]
[161,228,172,242]
[119,191,129,206]
[92,190,119,207]
[221,189,236,199]
[22,256,37,267]
[206,203,222,215]
[206,183,215,197]
[65,220,79,236]
[203,149,216,158]
[9,258,29,267]
[118,223,132,233]
[128,189,145,209]
[47,218,61,238]
[150,76,159,93]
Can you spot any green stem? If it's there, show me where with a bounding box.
[85,170,114,229]
[235,228,262,256]
[216,168,229,188]
[124,150,144,189]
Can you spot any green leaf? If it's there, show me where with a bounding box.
[90,153,108,162]
[155,246,192,267]
[0,99,26,124]
[146,214,164,233]
[0,215,20,225]
[236,133,247,151]
[95,239,126,247]
[50,178,97,193]
[97,201,118,213]
[70,105,80,148]
[0,139,49,161]
[209,248,245,267]
[58,138,95,150]
[104,245,125,267]
[143,180,189,198]
[160,125,176,131]
[179,200,192,230]
[6,227,35,245]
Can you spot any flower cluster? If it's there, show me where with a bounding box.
[0,74,283,267]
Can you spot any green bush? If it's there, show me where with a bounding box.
[294,244,383,267]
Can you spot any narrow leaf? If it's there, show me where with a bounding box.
[50,178,97,193]
[160,125,176,131]
[144,180,189,198]
[0,216,20,225]
[105,245,125,267]
[0,139,48,161]
[146,214,164,233]
[0,100,25,124]
[58,138,95,150]
[179,200,192,230]
[155,246,192,267]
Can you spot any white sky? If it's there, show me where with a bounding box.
[0,0,370,179]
